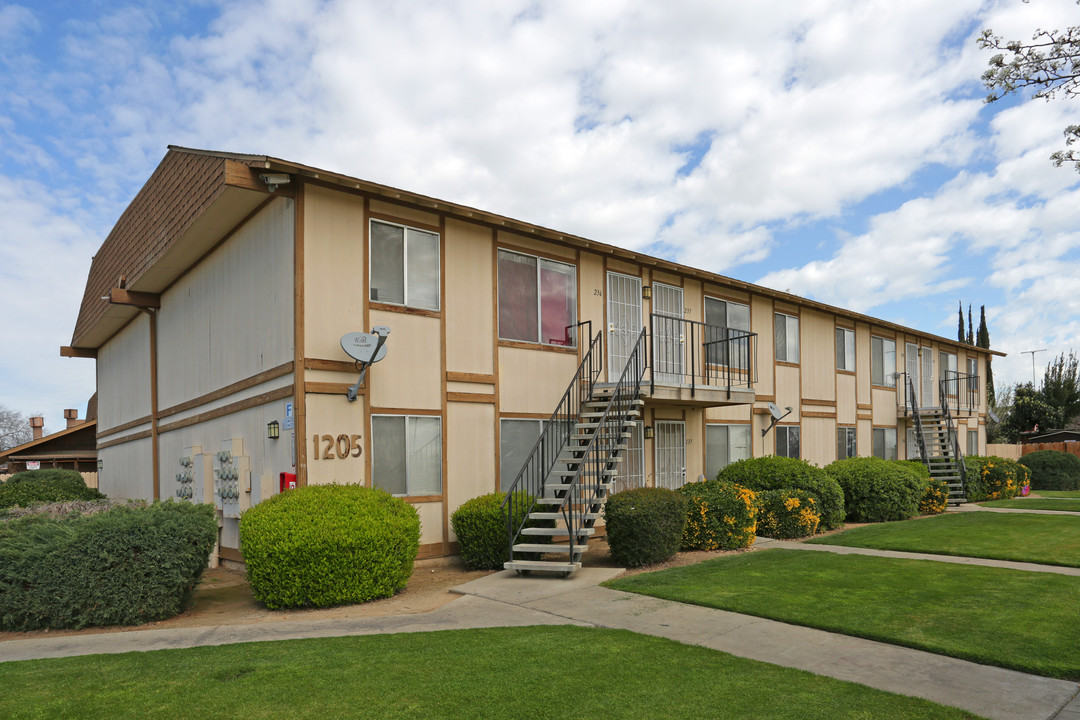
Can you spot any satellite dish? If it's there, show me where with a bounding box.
[767,402,788,421]
[341,332,388,363]
[988,408,1000,423]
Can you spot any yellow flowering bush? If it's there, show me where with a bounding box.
[919,475,949,515]
[756,489,821,539]
[964,456,1024,502]
[676,480,757,551]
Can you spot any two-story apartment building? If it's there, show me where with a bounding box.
[64,147,999,563]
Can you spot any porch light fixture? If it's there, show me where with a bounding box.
[642,286,652,300]
[643,425,655,440]
[267,420,280,440]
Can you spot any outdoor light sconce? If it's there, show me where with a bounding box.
[643,425,655,440]
[642,286,652,300]
[267,420,280,440]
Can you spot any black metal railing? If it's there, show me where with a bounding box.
[943,370,979,416]
[648,314,756,397]
[502,330,604,558]
[558,328,648,562]
[564,320,592,349]
[939,377,967,494]
[905,374,928,463]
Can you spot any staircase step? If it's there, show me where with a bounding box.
[549,468,617,477]
[528,512,600,521]
[580,409,641,418]
[504,560,581,574]
[521,527,595,537]
[513,543,581,554]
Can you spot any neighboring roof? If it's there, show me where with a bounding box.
[1024,429,1080,444]
[0,420,97,462]
[69,146,1008,358]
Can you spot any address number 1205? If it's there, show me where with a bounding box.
[312,434,362,459]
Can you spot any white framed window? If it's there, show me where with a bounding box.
[871,336,896,388]
[776,425,800,458]
[967,429,978,456]
[499,418,571,491]
[497,250,577,346]
[369,220,440,310]
[775,313,799,363]
[705,297,750,366]
[872,427,897,461]
[371,415,442,496]
[837,427,857,459]
[940,351,958,396]
[705,424,751,480]
[836,327,855,371]
[966,356,978,378]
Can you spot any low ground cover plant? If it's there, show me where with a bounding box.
[1020,450,1080,491]
[719,457,845,530]
[0,500,217,630]
[963,456,1027,502]
[450,491,549,570]
[824,458,928,523]
[754,489,820,538]
[604,487,687,566]
[676,480,756,550]
[0,469,104,509]
[240,484,419,609]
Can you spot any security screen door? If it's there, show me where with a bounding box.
[607,272,642,377]
[905,342,919,408]
[921,346,934,407]
[654,420,686,490]
[653,283,684,384]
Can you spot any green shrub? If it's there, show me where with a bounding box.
[719,457,845,530]
[0,501,217,630]
[755,489,821,538]
[676,480,757,550]
[911,463,948,515]
[823,457,927,523]
[0,469,104,509]
[240,484,420,609]
[963,456,1025,501]
[604,488,687,567]
[1020,450,1080,491]
[451,491,549,571]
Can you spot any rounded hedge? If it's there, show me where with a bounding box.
[718,457,845,530]
[239,484,420,609]
[963,456,1026,502]
[0,500,217,630]
[824,457,928,523]
[676,480,757,550]
[755,489,821,538]
[450,491,547,571]
[0,469,104,509]
[1020,450,1080,491]
[604,487,687,567]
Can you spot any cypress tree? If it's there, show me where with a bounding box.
[977,306,995,406]
[958,301,965,343]
[967,305,974,345]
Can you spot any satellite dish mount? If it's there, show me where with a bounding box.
[762,402,793,437]
[340,326,391,402]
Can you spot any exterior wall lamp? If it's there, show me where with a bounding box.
[267,420,280,440]
[642,286,652,300]
[643,425,655,440]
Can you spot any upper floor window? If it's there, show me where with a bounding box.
[775,313,799,363]
[836,327,855,371]
[705,297,750,366]
[498,250,576,346]
[370,220,440,310]
[966,356,978,378]
[871,336,896,387]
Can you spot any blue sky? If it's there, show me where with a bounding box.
[2,0,1079,433]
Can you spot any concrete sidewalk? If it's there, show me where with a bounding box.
[953,502,1080,516]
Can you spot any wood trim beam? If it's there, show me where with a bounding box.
[305,381,361,395]
[447,392,495,404]
[149,311,160,501]
[110,288,161,309]
[305,358,358,373]
[157,362,294,419]
[60,346,96,359]
[158,386,295,435]
[98,429,153,450]
[97,415,153,440]
[446,371,496,384]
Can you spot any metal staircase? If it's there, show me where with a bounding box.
[503,329,647,577]
[906,376,967,504]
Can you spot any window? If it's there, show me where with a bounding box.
[369,220,440,310]
[614,423,645,493]
[776,426,800,458]
[775,313,799,363]
[871,336,896,387]
[498,250,576,346]
[967,429,978,456]
[872,427,897,461]
[499,418,571,491]
[836,327,855,371]
[371,415,442,496]
[837,427,857,459]
[966,357,978,379]
[940,351,958,396]
[906,427,921,460]
[705,297,750,366]
[706,424,751,479]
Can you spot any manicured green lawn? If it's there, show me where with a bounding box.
[0,626,980,720]
[606,549,1080,680]
[1036,490,1080,498]
[980,498,1080,512]
[807,512,1080,567]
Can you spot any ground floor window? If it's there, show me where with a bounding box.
[654,420,686,490]
[906,427,920,460]
[967,429,978,456]
[776,425,800,459]
[613,422,645,493]
[837,426,857,460]
[705,424,751,480]
[872,427,897,461]
[371,415,442,496]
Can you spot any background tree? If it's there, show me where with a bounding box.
[967,305,974,345]
[1041,351,1080,423]
[0,404,34,452]
[979,2,1080,172]
[998,383,1065,442]
[976,306,995,406]
[958,301,965,343]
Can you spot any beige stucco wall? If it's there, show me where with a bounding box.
[498,347,579,414]
[368,310,442,411]
[446,401,496,538]
[304,393,367,487]
[445,218,494,375]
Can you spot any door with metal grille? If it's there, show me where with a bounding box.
[607,272,642,378]
[613,422,645,493]
[921,346,934,407]
[653,283,684,384]
[905,342,919,408]
[654,420,686,490]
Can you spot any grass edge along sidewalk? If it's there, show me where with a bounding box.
[979,498,1080,512]
[605,548,1080,681]
[806,512,1080,568]
[0,626,981,720]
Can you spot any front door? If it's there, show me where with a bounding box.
[921,346,934,407]
[653,283,684,384]
[905,342,919,408]
[654,420,686,490]
[606,272,642,378]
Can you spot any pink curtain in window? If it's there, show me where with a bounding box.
[540,265,572,345]
[498,253,538,342]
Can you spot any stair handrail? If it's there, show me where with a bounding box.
[938,378,968,496]
[557,328,648,563]
[502,330,604,561]
[906,374,929,464]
